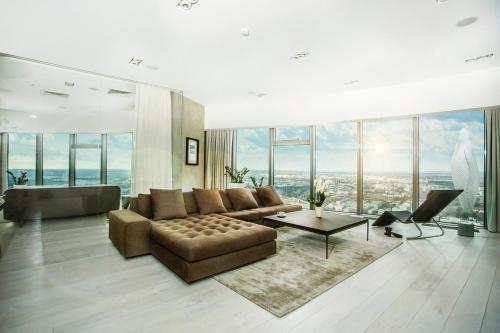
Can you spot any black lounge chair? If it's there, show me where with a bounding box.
[372,189,463,240]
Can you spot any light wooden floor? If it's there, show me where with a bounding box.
[0,215,498,333]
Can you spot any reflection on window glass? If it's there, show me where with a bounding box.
[316,123,357,213]
[275,127,310,141]
[236,128,269,188]
[107,133,133,195]
[273,145,310,208]
[43,134,69,185]
[419,110,484,225]
[363,119,413,214]
[75,134,101,186]
[7,133,36,186]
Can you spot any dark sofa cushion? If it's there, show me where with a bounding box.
[256,185,284,207]
[137,193,153,219]
[218,190,233,210]
[221,209,260,221]
[150,189,188,221]
[183,192,199,214]
[192,188,227,214]
[226,188,259,211]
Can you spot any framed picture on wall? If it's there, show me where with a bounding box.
[186,137,199,165]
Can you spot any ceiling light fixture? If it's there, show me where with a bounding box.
[177,0,199,11]
[240,27,250,37]
[29,114,37,119]
[465,53,494,63]
[290,51,309,60]
[456,16,478,27]
[129,58,143,66]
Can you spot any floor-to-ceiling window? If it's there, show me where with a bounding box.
[107,133,133,195]
[419,110,485,224]
[7,133,37,186]
[43,133,69,185]
[316,122,358,212]
[75,134,101,186]
[362,118,413,214]
[273,127,311,208]
[236,128,269,188]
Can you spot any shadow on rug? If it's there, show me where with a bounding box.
[213,226,402,317]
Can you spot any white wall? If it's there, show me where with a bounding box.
[0,108,136,133]
[205,67,500,129]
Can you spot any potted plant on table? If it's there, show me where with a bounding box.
[308,178,327,218]
[224,166,250,189]
[7,170,29,187]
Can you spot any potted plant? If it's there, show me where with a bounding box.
[250,176,264,188]
[7,170,29,187]
[224,166,250,189]
[308,178,327,218]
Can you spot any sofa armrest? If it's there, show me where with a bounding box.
[109,210,151,258]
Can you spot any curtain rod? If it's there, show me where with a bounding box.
[0,52,183,94]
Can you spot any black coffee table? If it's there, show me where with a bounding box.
[263,210,369,259]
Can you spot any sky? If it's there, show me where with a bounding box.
[236,110,485,174]
[8,133,133,170]
[7,110,485,175]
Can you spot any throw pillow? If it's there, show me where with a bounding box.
[256,185,284,207]
[226,188,259,211]
[192,188,228,214]
[137,193,153,218]
[150,189,188,221]
[219,190,233,210]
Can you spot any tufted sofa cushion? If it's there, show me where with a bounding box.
[150,214,276,262]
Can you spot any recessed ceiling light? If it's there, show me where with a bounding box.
[29,114,37,119]
[465,53,494,63]
[65,81,75,87]
[177,0,199,11]
[456,16,478,27]
[129,58,143,66]
[146,65,159,71]
[344,80,360,85]
[290,51,309,60]
[240,27,250,37]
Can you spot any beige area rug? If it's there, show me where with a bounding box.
[213,226,402,317]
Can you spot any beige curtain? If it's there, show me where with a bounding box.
[205,129,234,189]
[486,107,499,232]
[131,84,172,195]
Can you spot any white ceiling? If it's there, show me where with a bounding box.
[0,57,135,115]
[0,0,499,114]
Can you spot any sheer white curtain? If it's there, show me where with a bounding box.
[131,84,172,195]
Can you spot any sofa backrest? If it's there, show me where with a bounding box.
[129,189,265,218]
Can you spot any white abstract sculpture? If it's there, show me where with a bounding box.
[451,128,480,213]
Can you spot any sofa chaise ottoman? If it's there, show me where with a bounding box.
[108,187,301,283]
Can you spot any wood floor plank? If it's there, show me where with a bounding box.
[442,237,500,333]
[0,216,498,333]
[402,235,487,333]
[480,244,500,333]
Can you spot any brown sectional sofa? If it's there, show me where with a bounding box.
[109,189,302,283]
